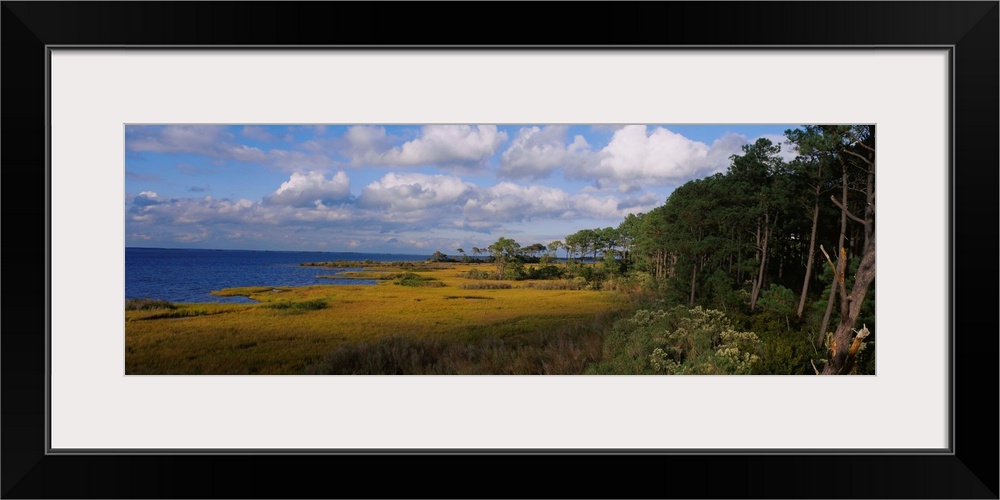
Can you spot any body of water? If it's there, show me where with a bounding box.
[125,247,430,304]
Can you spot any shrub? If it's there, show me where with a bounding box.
[464,269,492,280]
[267,299,328,311]
[502,261,526,280]
[587,306,762,375]
[459,282,512,290]
[393,272,445,287]
[521,278,587,290]
[526,265,565,280]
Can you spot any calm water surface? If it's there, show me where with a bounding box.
[125,247,429,304]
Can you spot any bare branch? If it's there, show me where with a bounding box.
[820,245,837,277]
[846,129,876,154]
[841,148,874,167]
[830,195,868,225]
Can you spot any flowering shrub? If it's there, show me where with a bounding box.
[714,330,762,374]
[588,305,762,375]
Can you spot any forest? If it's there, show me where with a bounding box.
[437,125,876,375]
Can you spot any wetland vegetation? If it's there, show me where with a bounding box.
[126,126,875,375]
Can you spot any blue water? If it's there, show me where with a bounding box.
[125,247,430,304]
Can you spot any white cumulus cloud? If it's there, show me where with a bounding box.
[347,125,507,171]
[499,125,595,180]
[264,171,351,208]
[357,172,476,212]
[566,125,753,191]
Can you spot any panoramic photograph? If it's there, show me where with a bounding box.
[125,124,875,375]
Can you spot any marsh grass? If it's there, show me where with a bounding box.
[126,302,243,321]
[125,298,176,310]
[125,264,626,374]
[305,316,613,375]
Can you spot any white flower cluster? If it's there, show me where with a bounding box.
[715,330,762,374]
[629,308,668,327]
[649,347,680,374]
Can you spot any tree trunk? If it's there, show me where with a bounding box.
[750,216,770,311]
[821,234,875,374]
[818,167,849,345]
[797,193,821,318]
[778,249,784,281]
[689,261,698,306]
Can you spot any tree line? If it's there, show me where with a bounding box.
[432,125,875,374]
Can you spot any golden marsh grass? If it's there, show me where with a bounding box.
[125,264,626,374]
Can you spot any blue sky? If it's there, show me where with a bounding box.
[125,124,801,254]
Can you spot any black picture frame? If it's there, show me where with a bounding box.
[3,2,997,498]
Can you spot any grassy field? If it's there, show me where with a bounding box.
[125,263,627,374]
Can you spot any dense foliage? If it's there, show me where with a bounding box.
[434,126,876,375]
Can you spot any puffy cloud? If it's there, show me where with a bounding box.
[565,125,752,191]
[131,191,164,207]
[465,182,572,222]
[344,125,390,154]
[357,172,476,212]
[128,195,256,225]
[499,126,595,180]
[701,133,750,175]
[388,125,506,165]
[264,171,351,208]
[347,125,506,170]
[463,182,659,223]
[128,192,358,228]
[577,125,704,184]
